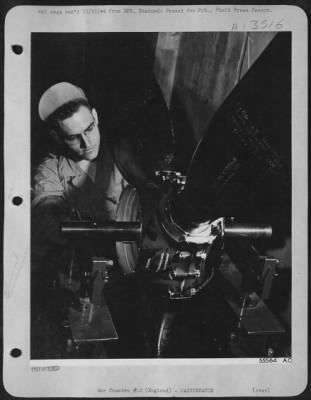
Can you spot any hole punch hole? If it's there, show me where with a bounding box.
[11,45,23,55]
[12,196,23,206]
[10,348,22,358]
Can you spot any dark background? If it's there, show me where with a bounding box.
[31,32,158,166]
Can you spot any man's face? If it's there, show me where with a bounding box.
[58,106,100,161]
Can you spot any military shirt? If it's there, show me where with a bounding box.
[31,143,127,267]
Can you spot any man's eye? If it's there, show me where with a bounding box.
[86,123,95,133]
[66,136,77,142]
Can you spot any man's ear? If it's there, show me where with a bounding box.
[92,108,98,124]
[49,129,63,145]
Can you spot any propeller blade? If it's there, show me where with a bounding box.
[173,33,291,229]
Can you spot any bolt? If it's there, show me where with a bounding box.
[267,347,275,357]
[193,270,201,278]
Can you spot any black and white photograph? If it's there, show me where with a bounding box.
[30,30,292,361]
[3,4,308,398]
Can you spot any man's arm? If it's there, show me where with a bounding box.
[32,157,69,248]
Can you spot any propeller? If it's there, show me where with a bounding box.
[172,33,291,230]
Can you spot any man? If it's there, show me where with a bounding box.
[32,82,127,272]
[31,83,153,358]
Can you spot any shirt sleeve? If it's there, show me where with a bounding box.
[32,156,65,207]
[32,157,68,250]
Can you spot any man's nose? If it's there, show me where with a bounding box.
[80,133,91,148]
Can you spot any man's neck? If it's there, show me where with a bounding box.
[77,159,97,182]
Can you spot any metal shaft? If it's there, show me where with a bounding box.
[224,223,272,238]
[61,221,141,241]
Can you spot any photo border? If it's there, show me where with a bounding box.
[3,4,308,397]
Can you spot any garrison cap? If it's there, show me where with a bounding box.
[38,82,87,121]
